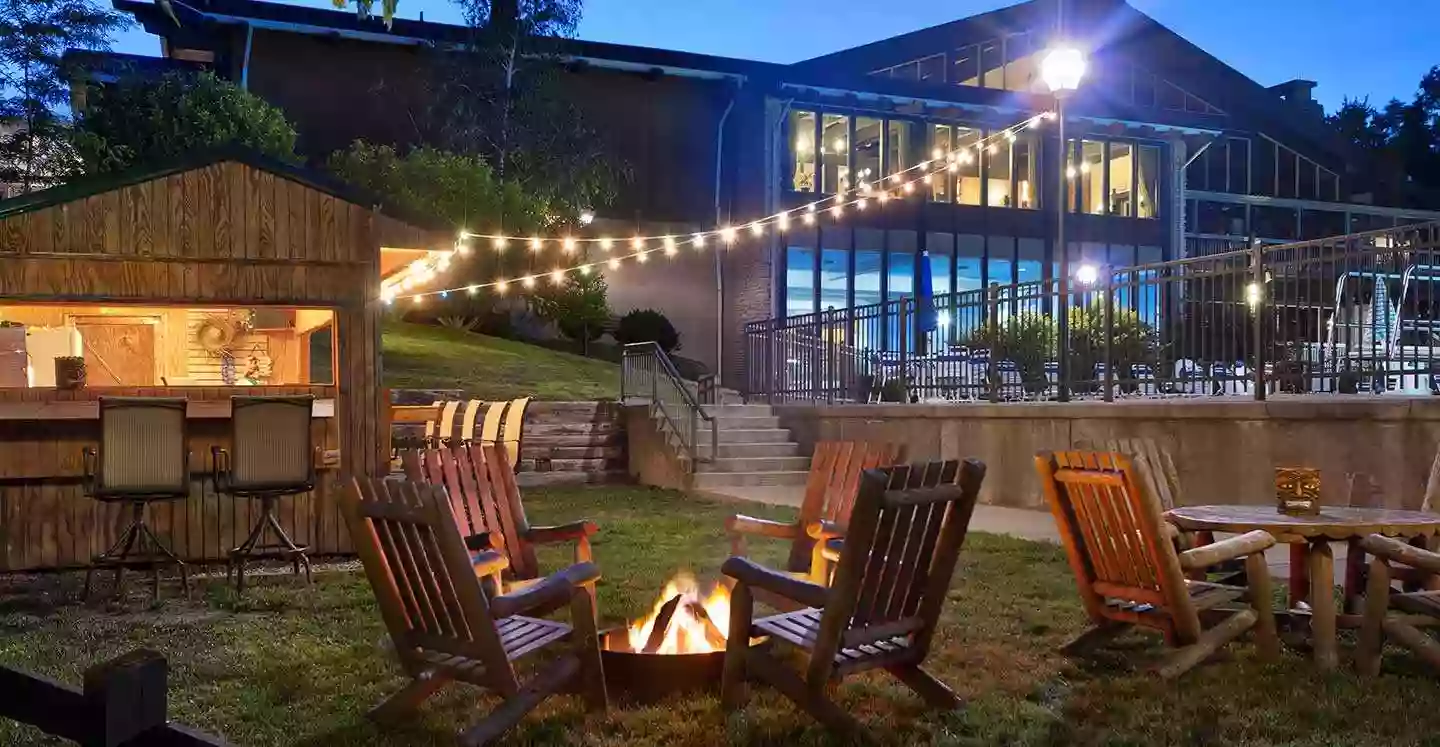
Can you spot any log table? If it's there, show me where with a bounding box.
[1165,505,1440,671]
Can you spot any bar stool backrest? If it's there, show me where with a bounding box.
[96,397,189,497]
[230,395,315,491]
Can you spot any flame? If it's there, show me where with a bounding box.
[622,572,731,655]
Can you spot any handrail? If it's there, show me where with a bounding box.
[621,342,718,467]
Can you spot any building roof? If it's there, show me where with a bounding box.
[0,145,449,233]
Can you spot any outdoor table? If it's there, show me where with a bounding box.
[1165,505,1440,670]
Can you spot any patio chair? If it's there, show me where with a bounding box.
[1356,534,1440,675]
[82,397,192,601]
[343,477,606,745]
[724,441,904,592]
[422,397,531,467]
[720,460,986,738]
[1034,450,1279,678]
[1072,437,1211,554]
[400,441,596,603]
[213,395,315,592]
[1340,447,1440,607]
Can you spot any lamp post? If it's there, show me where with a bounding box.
[1041,46,1086,401]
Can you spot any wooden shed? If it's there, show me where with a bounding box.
[0,148,448,571]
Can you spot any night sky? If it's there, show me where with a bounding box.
[111,0,1437,112]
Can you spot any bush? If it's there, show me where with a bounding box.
[614,309,680,353]
[964,311,1057,394]
[530,273,609,349]
[1067,301,1160,389]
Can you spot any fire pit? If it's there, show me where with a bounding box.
[600,573,748,703]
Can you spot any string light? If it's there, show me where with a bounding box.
[549,269,564,284]
[387,111,1051,301]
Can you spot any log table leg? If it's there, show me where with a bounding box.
[1344,538,1367,614]
[1289,542,1310,608]
[1309,540,1337,671]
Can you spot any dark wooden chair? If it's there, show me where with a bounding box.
[82,396,192,601]
[725,441,903,586]
[720,460,986,738]
[1035,450,1279,678]
[213,394,316,592]
[1357,534,1440,675]
[1341,451,1440,608]
[343,477,606,746]
[400,441,596,598]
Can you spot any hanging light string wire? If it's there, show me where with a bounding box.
[387,110,1054,303]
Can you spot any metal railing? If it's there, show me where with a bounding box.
[621,341,718,465]
[745,221,1440,404]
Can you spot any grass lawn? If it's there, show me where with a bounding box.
[381,321,619,400]
[4,487,1440,745]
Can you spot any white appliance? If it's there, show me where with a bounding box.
[24,327,83,387]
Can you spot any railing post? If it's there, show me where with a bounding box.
[1252,242,1268,401]
[898,301,910,402]
[1103,273,1115,402]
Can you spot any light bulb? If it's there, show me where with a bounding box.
[529,237,542,251]
[1080,162,1091,174]
[749,222,764,237]
[806,203,817,213]
[579,264,592,276]
[663,235,677,252]
[579,210,595,225]
[857,199,868,211]
[457,242,471,256]
[904,182,916,194]
[495,279,508,294]
[777,214,790,231]
[549,269,564,284]
[412,295,423,305]
[1065,166,1077,179]
[608,257,621,270]
[494,237,508,251]
[692,233,707,248]
[948,162,959,173]
[1006,132,1016,142]
[631,236,644,250]
[833,137,846,152]
[466,284,478,295]
[600,237,613,251]
[522,276,536,288]
[959,151,973,165]
[931,147,943,160]
[802,212,816,225]
[562,237,577,253]
[889,174,901,184]
[721,226,738,244]
[830,204,843,218]
[637,251,649,264]
[878,192,890,204]
[987,144,997,154]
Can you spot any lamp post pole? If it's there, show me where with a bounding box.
[1055,94,1070,402]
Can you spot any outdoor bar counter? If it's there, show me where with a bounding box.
[0,386,348,572]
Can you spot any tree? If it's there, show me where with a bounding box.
[154,1,399,29]
[1329,67,1440,209]
[531,272,609,353]
[71,71,297,173]
[0,0,127,192]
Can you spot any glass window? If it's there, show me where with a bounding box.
[956,234,984,293]
[955,127,982,205]
[1066,140,1079,212]
[987,236,1016,288]
[853,117,882,190]
[981,40,1003,89]
[853,230,884,307]
[1017,237,1045,284]
[785,245,817,316]
[891,61,919,82]
[1003,33,1035,92]
[885,120,916,179]
[1109,142,1134,217]
[986,132,1012,207]
[820,113,849,194]
[789,110,816,193]
[929,124,952,202]
[819,241,850,312]
[1077,140,1106,215]
[953,45,979,86]
[918,54,945,83]
[888,232,917,300]
[1014,133,1037,209]
[1227,138,1250,195]
[926,233,955,298]
[1186,147,1208,192]
[1137,145,1160,219]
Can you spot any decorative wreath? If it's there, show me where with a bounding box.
[195,311,253,356]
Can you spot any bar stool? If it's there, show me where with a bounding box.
[214,395,315,592]
[83,397,192,601]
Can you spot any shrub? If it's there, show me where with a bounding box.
[531,273,609,349]
[614,309,681,353]
[963,311,1056,394]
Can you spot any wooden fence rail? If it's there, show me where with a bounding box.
[0,649,225,747]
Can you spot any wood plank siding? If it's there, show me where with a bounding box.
[0,153,444,571]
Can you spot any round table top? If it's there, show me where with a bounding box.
[1166,504,1440,541]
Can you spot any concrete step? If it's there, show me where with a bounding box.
[695,442,803,459]
[692,470,811,489]
[702,404,772,417]
[716,428,794,444]
[711,415,781,429]
[696,456,811,473]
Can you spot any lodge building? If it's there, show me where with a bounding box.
[98,0,1440,387]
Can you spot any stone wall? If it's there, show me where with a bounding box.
[774,398,1440,510]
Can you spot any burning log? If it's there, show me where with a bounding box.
[684,601,728,650]
[642,595,684,654]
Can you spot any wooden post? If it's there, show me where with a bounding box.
[1310,540,1337,671]
[81,649,170,747]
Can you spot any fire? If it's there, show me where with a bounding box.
[621,573,731,655]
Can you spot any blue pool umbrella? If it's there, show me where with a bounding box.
[917,251,938,333]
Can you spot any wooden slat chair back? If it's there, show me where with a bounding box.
[1034,450,1279,678]
[1341,444,1440,605]
[720,460,986,737]
[343,477,606,744]
[421,398,531,468]
[1076,437,1181,512]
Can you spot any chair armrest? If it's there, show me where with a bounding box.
[725,515,800,539]
[465,531,504,554]
[1360,534,1440,576]
[524,520,598,545]
[490,562,601,618]
[471,550,510,580]
[721,557,829,609]
[1178,530,1275,570]
[805,520,845,541]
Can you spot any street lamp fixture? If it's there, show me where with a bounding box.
[1075,263,1099,286]
[1042,44,1086,402]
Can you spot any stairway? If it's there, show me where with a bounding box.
[689,403,810,490]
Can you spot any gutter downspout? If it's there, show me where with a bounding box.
[713,88,737,388]
[239,22,254,90]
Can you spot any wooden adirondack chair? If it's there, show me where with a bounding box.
[725,441,903,586]
[720,460,985,738]
[423,397,531,467]
[1035,450,1280,678]
[342,477,606,746]
[1357,534,1440,675]
[1341,447,1440,606]
[400,441,597,600]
